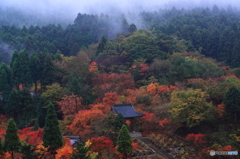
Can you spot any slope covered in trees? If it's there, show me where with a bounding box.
[0,4,239,158]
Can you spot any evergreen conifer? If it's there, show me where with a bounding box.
[117,124,132,159]
[4,118,21,159]
[43,102,63,158]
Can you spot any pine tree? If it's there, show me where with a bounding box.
[0,63,12,87]
[18,50,32,86]
[4,118,21,159]
[17,88,35,128]
[117,124,133,159]
[30,54,41,93]
[96,36,107,56]
[128,23,137,33]
[41,54,55,88]
[5,91,18,119]
[43,102,63,158]
[112,113,126,130]
[11,52,21,88]
[121,18,129,33]
[0,68,11,100]
[21,144,36,159]
[10,51,18,68]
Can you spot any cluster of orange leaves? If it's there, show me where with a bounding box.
[216,103,225,119]
[89,62,98,72]
[185,133,207,144]
[159,118,171,127]
[92,73,135,95]
[69,109,104,136]
[147,83,177,96]
[89,137,115,155]
[131,142,139,149]
[57,94,82,119]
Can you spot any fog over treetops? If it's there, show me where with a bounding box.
[1,0,240,27]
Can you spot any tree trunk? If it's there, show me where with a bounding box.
[11,151,13,159]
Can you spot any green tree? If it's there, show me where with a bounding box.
[0,68,11,100]
[71,142,90,159]
[117,124,132,159]
[0,138,4,157]
[30,54,41,93]
[0,63,12,87]
[5,91,18,119]
[21,144,36,159]
[168,89,214,127]
[96,35,107,56]
[128,23,137,33]
[10,51,18,68]
[41,54,55,88]
[11,52,21,88]
[43,102,63,158]
[17,88,35,128]
[18,50,32,86]
[4,118,21,159]
[112,113,126,130]
[121,18,129,33]
[223,86,240,122]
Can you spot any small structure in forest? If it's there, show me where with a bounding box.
[112,103,145,132]
[62,134,81,146]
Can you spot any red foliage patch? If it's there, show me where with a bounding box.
[185,133,207,144]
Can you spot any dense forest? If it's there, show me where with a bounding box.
[0,4,240,159]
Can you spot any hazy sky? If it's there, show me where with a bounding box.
[1,0,240,13]
[1,0,240,22]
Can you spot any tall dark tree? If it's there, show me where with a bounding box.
[5,91,18,120]
[223,86,240,122]
[117,124,132,159]
[4,118,21,159]
[17,88,35,128]
[41,54,55,88]
[112,113,126,130]
[0,63,12,87]
[43,102,63,158]
[21,144,36,159]
[18,50,32,86]
[10,51,18,68]
[121,18,129,33]
[0,68,11,100]
[30,54,41,93]
[128,23,137,33]
[96,35,107,56]
[11,51,21,89]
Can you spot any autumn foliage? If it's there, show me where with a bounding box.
[57,94,82,119]
[186,133,207,144]
[92,73,134,95]
[216,103,225,118]
[159,118,171,127]
[89,137,115,156]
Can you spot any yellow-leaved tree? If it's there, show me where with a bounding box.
[168,89,215,127]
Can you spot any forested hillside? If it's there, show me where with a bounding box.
[0,4,239,159]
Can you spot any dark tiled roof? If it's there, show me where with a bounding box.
[112,103,145,118]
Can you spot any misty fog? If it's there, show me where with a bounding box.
[1,0,240,27]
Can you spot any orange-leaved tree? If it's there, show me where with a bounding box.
[57,94,82,119]
[69,109,104,138]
